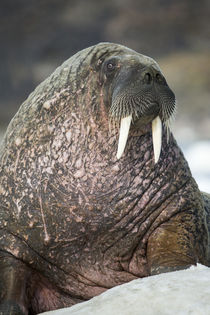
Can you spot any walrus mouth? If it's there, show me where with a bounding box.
[116,115,162,163]
[112,85,176,163]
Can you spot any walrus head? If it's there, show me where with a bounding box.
[96,45,176,163]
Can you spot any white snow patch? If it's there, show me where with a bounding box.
[40,264,210,315]
[182,141,210,193]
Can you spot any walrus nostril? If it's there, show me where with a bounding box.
[144,72,152,84]
[156,73,163,83]
[156,73,161,80]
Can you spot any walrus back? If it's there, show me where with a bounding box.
[202,192,210,264]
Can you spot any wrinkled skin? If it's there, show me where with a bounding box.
[0,43,209,314]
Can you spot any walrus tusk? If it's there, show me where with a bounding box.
[152,116,162,164]
[117,115,162,162]
[117,115,132,159]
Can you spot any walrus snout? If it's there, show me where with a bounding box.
[108,58,176,162]
[110,61,175,123]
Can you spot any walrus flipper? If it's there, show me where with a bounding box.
[147,211,203,275]
[0,252,29,315]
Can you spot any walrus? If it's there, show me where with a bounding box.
[0,42,209,314]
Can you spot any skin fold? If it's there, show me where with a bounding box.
[0,43,209,314]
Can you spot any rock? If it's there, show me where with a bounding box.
[41,264,210,315]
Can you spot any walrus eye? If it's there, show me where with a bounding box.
[100,58,118,83]
[107,63,115,71]
[104,59,117,76]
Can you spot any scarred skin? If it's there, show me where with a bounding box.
[0,43,209,314]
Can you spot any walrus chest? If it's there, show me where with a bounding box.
[0,148,179,269]
[0,116,195,273]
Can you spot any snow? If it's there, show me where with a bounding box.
[41,264,210,315]
[182,141,210,193]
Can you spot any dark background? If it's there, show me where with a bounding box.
[0,0,210,142]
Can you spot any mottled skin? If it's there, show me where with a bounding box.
[0,43,209,314]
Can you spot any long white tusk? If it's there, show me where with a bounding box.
[117,115,132,159]
[152,116,162,164]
